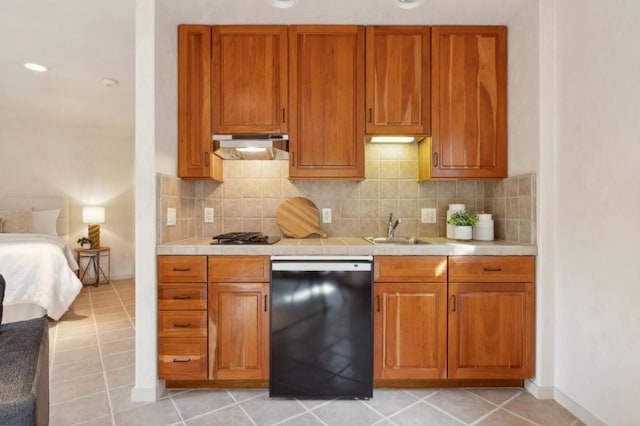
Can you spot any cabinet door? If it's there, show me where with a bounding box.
[177,25,223,181]
[212,26,288,134]
[429,26,507,179]
[366,26,431,135]
[374,283,447,379]
[448,282,534,379]
[208,282,269,380]
[289,25,365,179]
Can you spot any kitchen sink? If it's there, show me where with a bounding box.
[363,236,432,245]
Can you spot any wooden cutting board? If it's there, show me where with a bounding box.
[276,197,328,238]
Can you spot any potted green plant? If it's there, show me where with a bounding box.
[446,211,479,240]
[77,237,92,249]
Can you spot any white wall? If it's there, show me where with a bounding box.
[0,119,134,279]
[550,0,640,424]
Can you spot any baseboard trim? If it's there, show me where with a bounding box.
[524,379,555,399]
[554,388,606,426]
[525,380,605,425]
[131,380,165,402]
[110,274,134,281]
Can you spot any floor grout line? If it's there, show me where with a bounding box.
[88,283,117,426]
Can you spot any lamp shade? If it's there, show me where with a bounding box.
[82,206,105,224]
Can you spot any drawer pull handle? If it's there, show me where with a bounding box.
[173,358,191,363]
[376,295,381,312]
[483,267,503,272]
[264,295,268,312]
[173,323,192,328]
[451,295,457,312]
[172,268,191,272]
[173,295,192,300]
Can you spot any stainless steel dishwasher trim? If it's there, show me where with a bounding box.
[271,262,372,272]
[271,255,373,262]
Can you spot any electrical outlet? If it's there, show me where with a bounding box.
[204,208,214,223]
[167,208,176,226]
[421,208,436,224]
[322,208,332,224]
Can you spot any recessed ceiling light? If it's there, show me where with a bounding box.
[394,0,425,9]
[24,63,48,72]
[267,0,299,9]
[102,78,119,87]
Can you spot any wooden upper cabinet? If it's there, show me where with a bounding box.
[366,26,431,135]
[212,26,288,134]
[288,25,365,179]
[428,26,507,179]
[177,25,223,181]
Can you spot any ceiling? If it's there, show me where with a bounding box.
[0,0,532,132]
[0,0,135,130]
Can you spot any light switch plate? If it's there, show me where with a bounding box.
[204,208,214,223]
[322,208,332,223]
[167,208,176,226]
[421,208,436,223]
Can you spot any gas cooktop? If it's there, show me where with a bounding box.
[211,232,280,245]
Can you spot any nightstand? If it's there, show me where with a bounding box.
[74,247,110,286]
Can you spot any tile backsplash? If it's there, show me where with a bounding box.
[158,144,536,245]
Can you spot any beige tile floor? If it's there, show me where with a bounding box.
[48,280,584,426]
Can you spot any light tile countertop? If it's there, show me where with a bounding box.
[157,237,537,256]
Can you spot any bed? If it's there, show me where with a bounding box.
[0,197,82,323]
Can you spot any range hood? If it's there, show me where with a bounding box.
[213,134,289,160]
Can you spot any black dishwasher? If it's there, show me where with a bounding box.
[270,256,373,399]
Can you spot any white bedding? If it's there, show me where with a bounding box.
[0,233,82,321]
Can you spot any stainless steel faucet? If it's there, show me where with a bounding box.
[387,213,401,239]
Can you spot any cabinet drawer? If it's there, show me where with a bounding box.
[158,284,207,310]
[158,311,207,338]
[158,256,207,283]
[158,337,207,380]
[375,256,447,283]
[449,256,535,282]
[208,256,270,283]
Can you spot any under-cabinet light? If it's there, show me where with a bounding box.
[369,136,416,143]
[237,147,268,153]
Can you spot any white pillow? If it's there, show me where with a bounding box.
[32,209,61,235]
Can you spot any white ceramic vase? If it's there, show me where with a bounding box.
[454,226,473,240]
[82,243,91,249]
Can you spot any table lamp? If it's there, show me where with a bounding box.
[82,206,105,249]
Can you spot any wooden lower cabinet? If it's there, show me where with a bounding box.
[374,282,447,379]
[447,256,535,379]
[208,257,270,380]
[374,256,448,380]
[158,338,208,380]
[157,256,208,381]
